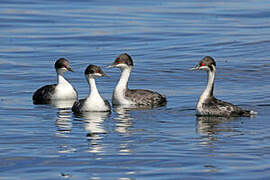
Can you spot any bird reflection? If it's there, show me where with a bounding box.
[113,104,158,134]
[50,99,76,109]
[53,99,76,136]
[113,105,135,134]
[74,111,110,153]
[196,116,242,147]
[196,116,239,136]
[113,105,139,155]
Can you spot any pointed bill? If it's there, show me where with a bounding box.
[66,66,74,72]
[191,64,200,70]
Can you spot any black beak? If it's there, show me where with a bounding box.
[191,64,200,70]
[67,66,74,72]
[106,64,116,68]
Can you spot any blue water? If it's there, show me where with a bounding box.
[1,0,270,179]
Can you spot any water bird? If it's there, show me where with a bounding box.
[72,65,111,113]
[33,58,77,104]
[192,56,257,117]
[108,53,166,107]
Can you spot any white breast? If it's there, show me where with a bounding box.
[54,84,77,100]
[196,93,208,115]
[112,67,136,105]
[112,90,133,105]
[82,96,110,112]
[53,75,77,100]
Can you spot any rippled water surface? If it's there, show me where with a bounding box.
[1,0,270,179]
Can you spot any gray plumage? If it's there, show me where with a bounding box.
[33,84,56,104]
[193,56,256,117]
[200,96,253,117]
[111,53,167,107]
[125,89,166,107]
[72,99,85,113]
[104,99,111,110]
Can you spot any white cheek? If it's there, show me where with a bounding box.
[199,66,210,71]
[56,68,68,74]
[116,64,129,69]
[94,73,102,77]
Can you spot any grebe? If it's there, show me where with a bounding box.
[72,65,111,113]
[109,53,166,107]
[33,58,77,104]
[192,56,257,117]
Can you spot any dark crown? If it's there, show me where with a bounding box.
[114,53,134,66]
[54,58,70,69]
[201,56,216,67]
[85,64,103,75]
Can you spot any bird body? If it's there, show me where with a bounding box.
[33,58,77,104]
[72,65,111,113]
[110,53,166,107]
[192,56,256,117]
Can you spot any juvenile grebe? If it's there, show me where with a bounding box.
[33,58,77,104]
[192,56,256,117]
[72,65,111,113]
[109,53,166,107]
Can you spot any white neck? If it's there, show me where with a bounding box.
[54,71,77,100]
[57,74,71,87]
[82,77,110,112]
[115,67,131,93]
[112,67,132,105]
[199,69,215,103]
[87,77,103,101]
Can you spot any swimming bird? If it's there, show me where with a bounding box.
[192,56,257,117]
[33,58,77,104]
[72,65,111,113]
[109,53,166,107]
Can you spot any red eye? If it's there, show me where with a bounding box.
[201,63,205,66]
[117,61,121,64]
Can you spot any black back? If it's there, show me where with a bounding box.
[32,84,56,104]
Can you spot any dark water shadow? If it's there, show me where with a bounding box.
[196,116,240,136]
[196,116,243,148]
